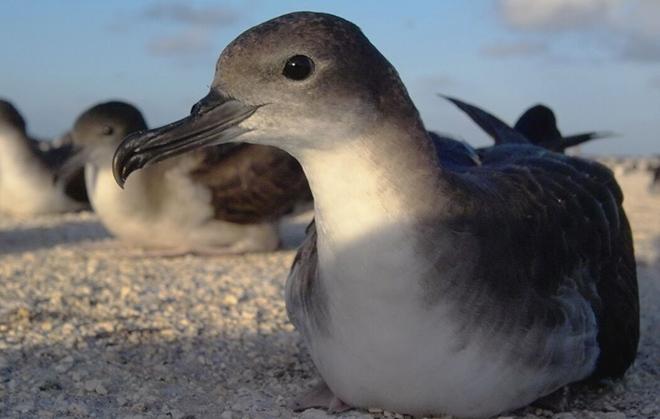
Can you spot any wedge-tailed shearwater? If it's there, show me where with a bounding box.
[444,96,613,153]
[70,101,310,254]
[0,99,88,216]
[112,12,639,417]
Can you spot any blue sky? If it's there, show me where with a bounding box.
[1,0,658,155]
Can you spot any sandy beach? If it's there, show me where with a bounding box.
[1,160,658,419]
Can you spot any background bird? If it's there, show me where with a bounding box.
[69,100,310,255]
[0,99,88,216]
[515,104,614,152]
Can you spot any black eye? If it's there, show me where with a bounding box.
[283,55,314,81]
[102,126,114,136]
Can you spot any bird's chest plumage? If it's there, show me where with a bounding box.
[309,235,479,414]
[298,151,475,409]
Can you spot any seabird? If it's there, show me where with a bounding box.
[444,97,614,153]
[515,105,614,152]
[0,99,88,216]
[111,12,639,417]
[69,101,310,254]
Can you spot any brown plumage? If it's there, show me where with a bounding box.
[191,144,311,224]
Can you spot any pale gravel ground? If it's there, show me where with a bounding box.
[0,160,658,419]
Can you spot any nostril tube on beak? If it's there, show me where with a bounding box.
[190,89,229,116]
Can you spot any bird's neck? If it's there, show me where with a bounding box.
[297,122,445,249]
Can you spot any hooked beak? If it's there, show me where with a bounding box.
[112,90,258,187]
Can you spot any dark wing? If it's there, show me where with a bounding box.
[61,166,89,204]
[428,131,481,169]
[27,134,89,204]
[445,145,638,379]
[285,220,329,340]
[441,95,529,145]
[190,143,312,224]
